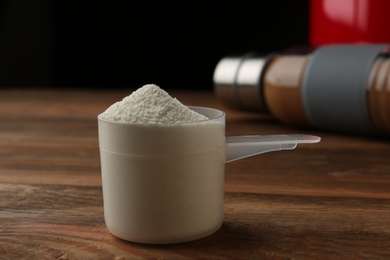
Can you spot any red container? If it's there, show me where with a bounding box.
[310,0,390,46]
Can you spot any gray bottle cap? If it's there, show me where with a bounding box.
[302,44,387,134]
[213,52,274,112]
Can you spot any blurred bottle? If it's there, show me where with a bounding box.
[213,0,390,136]
[310,0,390,46]
[213,44,390,135]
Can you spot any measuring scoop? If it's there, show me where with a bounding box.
[97,106,321,244]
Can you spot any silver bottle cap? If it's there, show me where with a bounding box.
[213,51,275,112]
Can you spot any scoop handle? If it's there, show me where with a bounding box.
[225,134,321,163]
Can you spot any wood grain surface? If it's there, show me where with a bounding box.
[1,88,390,259]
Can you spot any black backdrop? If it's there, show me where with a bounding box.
[0,1,309,90]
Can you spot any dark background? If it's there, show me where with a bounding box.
[0,1,310,90]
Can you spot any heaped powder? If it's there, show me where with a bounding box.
[100,84,209,124]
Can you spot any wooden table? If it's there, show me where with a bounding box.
[1,88,390,259]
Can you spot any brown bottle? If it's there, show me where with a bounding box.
[213,44,390,135]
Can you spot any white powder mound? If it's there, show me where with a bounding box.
[100,84,209,124]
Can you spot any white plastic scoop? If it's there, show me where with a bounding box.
[225,134,321,162]
[97,106,321,244]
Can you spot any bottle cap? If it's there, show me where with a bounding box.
[213,52,275,112]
